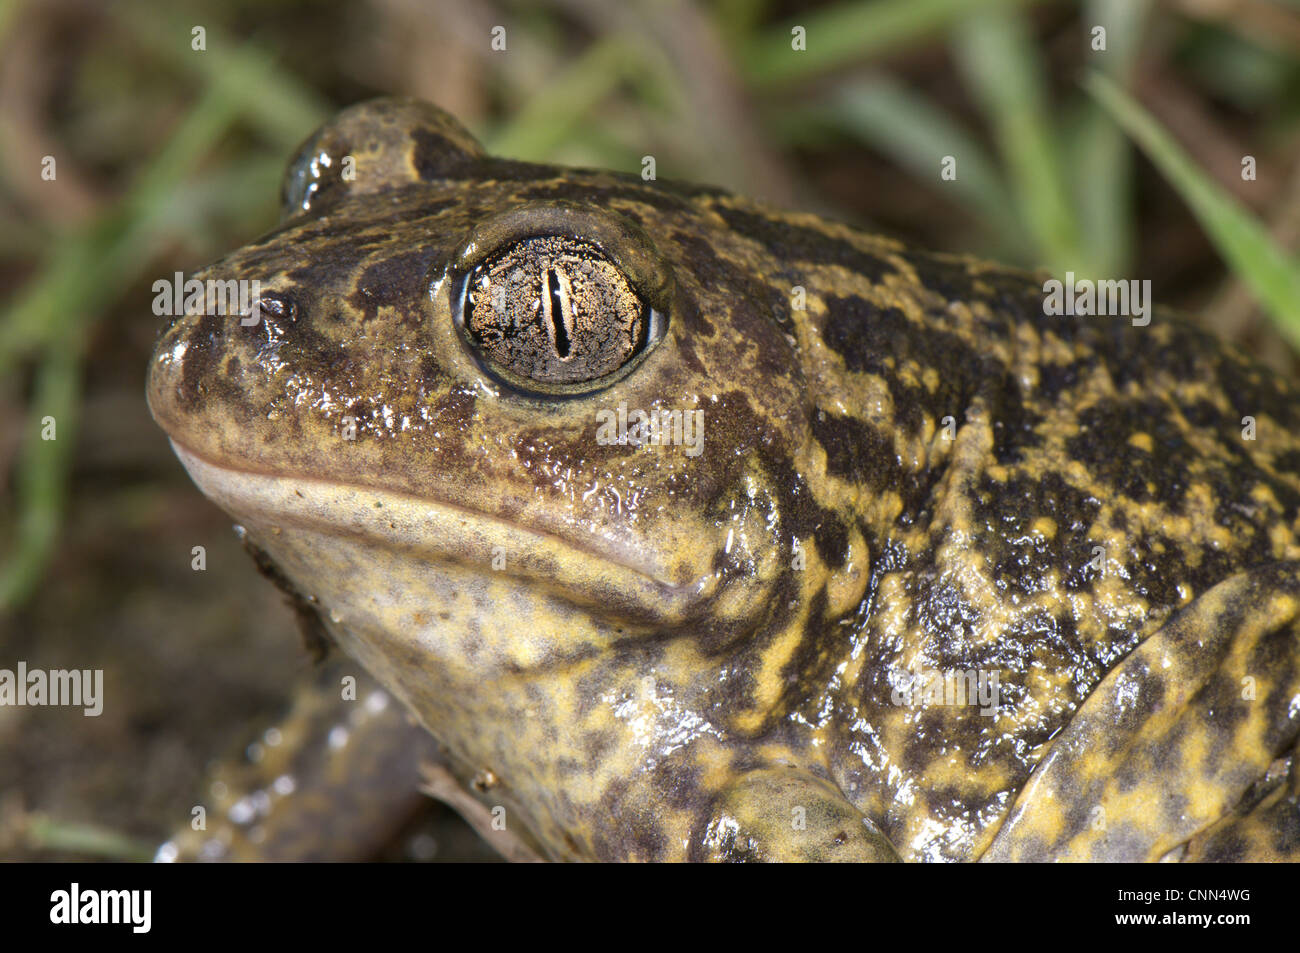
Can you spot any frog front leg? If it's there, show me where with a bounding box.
[694,764,900,862]
[1177,735,1300,861]
[157,659,441,862]
[981,562,1300,862]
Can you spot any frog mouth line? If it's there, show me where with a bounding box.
[168,441,715,625]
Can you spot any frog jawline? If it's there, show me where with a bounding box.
[168,440,712,625]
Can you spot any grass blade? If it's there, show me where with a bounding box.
[828,75,1026,257]
[741,0,1038,87]
[1065,0,1151,275]
[485,35,643,159]
[953,8,1086,275]
[1084,71,1300,350]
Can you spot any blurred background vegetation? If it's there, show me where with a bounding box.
[1,0,1298,860]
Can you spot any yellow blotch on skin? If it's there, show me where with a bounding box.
[1030,517,1057,540]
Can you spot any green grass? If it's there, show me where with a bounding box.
[741,0,1039,86]
[22,813,157,862]
[1086,71,1300,349]
[0,19,322,611]
[953,7,1087,275]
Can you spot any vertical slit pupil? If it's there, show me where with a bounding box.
[547,267,571,358]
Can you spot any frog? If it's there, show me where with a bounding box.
[145,97,1300,862]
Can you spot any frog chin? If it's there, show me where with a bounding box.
[167,440,733,629]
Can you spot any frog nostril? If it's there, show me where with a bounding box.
[241,291,298,342]
[544,266,571,359]
[249,292,297,325]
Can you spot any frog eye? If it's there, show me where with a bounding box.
[456,237,666,391]
[447,204,673,396]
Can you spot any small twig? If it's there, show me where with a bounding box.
[417,761,545,863]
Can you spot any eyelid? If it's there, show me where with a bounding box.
[448,201,674,316]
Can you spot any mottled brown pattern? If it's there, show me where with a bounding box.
[149,98,1300,861]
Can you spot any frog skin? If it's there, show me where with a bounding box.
[146,97,1300,862]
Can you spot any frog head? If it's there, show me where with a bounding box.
[146,99,844,693]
